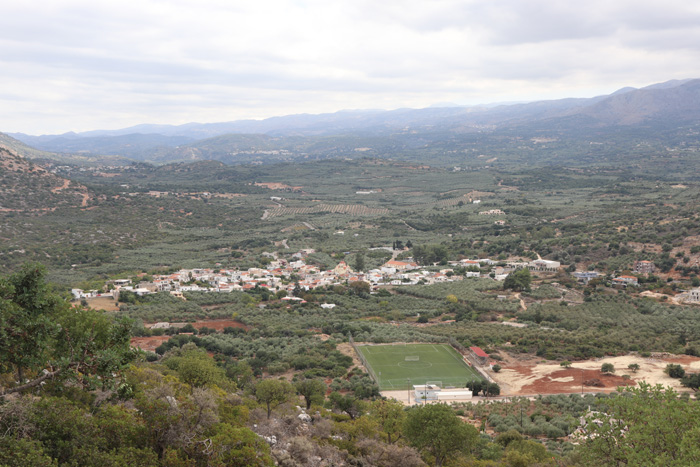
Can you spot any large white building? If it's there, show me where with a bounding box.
[413,384,473,403]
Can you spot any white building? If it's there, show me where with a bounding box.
[688,288,700,302]
[529,259,561,272]
[413,384,473,403]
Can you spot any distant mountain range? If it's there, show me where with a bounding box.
[4,78,700,167]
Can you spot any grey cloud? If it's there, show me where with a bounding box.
[1,0,699,134]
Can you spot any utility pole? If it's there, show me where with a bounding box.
[407,378,411,405]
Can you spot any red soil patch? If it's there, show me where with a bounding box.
[190,319,248,331]
[665,355,699,365]
[519,368,634,395]
[132,320,248,352]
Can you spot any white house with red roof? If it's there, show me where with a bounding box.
[613,275,638,286]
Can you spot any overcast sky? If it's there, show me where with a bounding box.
[2,0,699,135]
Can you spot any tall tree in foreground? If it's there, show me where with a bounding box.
[294,378,326,410]
[0,263,62,383]
[255,378,294,419]
[404,403,479,467]
[369,398,406,444]
[0,263,135,397]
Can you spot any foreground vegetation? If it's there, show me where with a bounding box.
[3,151,700,465]
[3,264,700,466]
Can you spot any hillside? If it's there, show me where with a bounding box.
[0,132,135,166]
[575,78,700,126]
[0,147,90,211]
[0,131,58,159]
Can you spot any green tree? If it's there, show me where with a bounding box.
[601,363,615,374]
[413,244,448,265]
[627,363,640,373]
[0,437,56,467]
[0,263,63,382]
[207,423,274,467]
[163,343,226,389]
[504,268,531,292]
[681,373,700,390]
[177,357,226,389]
[294,379,326,410]
[255,379,294,419]
[403,403,479,467]
[484,382,501,397]
[225,360,255,389]
[348,280,371,295]
[579,383,700,466]
[0,264,134,397]
[504,439,553,466]
[328,391,364,420]
[561,360,572,368]
[466,379,484,396]
[354,252,366,272]
[369,398,406,444]
[665,364,686,379]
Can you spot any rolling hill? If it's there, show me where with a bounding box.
[0,147,90,211]
[6,78,700,168]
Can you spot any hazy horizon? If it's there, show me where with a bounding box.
[2,1,700,134]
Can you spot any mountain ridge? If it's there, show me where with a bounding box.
[5,78,700,166]
[12,78,695,141]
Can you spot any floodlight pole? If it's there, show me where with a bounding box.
[407,378,411,405]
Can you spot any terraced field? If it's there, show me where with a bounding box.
[265,204,390,218]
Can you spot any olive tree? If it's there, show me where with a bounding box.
[255,379,294,419]
[404,403,478,467]
[294,379,326,410]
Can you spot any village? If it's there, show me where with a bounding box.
[71,249,567,301]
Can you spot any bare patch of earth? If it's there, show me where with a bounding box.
[492,353,700,396]
[86,296,120,312]
[131,336,170,352]
[336,342,364,368]
[190,319,248,331]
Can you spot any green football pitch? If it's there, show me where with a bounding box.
[357,343,482,391]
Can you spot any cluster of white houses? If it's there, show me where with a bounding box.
[70,249,700,304]
[71,253,563,301]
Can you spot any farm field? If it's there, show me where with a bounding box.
[357,343,481,390]
[265,203,390,218]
